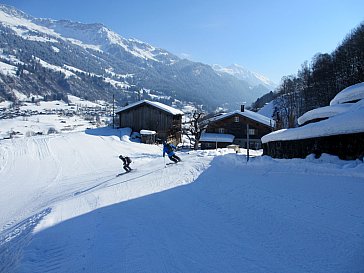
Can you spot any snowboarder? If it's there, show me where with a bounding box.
[119,155,132,172]
[163,141,181,163]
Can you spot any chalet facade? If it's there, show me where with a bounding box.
[200,106,275,150]
[262,82,364,160]
[116,100,184,144]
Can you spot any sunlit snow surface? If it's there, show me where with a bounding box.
[0,125,363,272]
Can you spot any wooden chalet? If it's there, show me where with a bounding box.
[116,100,184,144]
[200,105,275,150]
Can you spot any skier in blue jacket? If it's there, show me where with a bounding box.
[163,141,181,163]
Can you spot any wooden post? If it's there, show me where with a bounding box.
[246,123,250,162]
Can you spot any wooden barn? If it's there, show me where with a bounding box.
[262,82,364,160]
[116,100,184,144]
[200,106,275,150]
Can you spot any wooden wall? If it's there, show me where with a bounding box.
[262,132,364,160]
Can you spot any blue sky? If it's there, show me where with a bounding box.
[2,0,364,83]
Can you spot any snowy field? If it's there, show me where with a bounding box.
[0,97,109,139]
[0,126,364,272]
[0,114,97,139]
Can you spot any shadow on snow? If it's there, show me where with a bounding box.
[2,155,364,273]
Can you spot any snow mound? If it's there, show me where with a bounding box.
[330,82,364,105]
[297,103,353,125]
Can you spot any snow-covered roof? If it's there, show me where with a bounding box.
[262,99,364,143]
[297,103,353,126]
[330,82,364,105]
[140,129,156,135]
[199,133,235,143]
[116,100,184,116]
[208,110,275,127]
[257,101,274,119]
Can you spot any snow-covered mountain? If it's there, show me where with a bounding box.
[34,19,179,65]
[0,4,177,64]
[212,64,276,90]
[0,4,271,110]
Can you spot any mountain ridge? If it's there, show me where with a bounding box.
[0,4,271,111]
[212,64,276,90]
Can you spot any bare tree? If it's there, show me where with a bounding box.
[182,111,206,150]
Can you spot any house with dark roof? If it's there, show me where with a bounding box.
[262,82,364,160]
[199,106,275,149]
[116,100,184,144]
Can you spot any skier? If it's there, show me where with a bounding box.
[163,141,181,163]
[119,155,132,172]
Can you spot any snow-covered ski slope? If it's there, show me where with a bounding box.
[1,127,364,273]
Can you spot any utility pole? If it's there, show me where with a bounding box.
[112,94,115,129]
[242,101,249,162]
[246,123,250,162]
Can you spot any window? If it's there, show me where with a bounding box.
[248,128,256,135]
[218,128,225,134]
[234,116,239,122]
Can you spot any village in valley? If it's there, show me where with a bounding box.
[3,81,362,161]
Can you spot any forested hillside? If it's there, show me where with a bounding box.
[255,22,364,128]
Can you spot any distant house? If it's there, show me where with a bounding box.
[199,105,275,149]
[262,82,364,160]
[116,100,184,144]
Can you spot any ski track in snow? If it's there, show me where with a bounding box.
[0,131,211,272]
[1,131,364,272]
